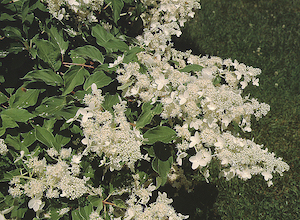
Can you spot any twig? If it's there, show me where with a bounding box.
[62,62,94,69]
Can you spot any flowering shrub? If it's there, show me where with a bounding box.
[0,0,289,219]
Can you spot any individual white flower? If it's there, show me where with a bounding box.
[189,148,212,169]
[189,131,200,148]
[155,74,169,90]
[71,154,82,164]
[28,198,43,212]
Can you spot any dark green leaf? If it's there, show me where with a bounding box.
[55,134,71,148]
[63,66,90,95]
[83,71,113,90]
[47,26,69,55]
[3,26,23,40]
[70,45,104,63]
[136,102,163,128]
[91,24,114,46]
[143,126,176,144]
[34,39,61,71]
[151,156,173,186]
[1,108,34,122]
[35,126,60,151]
[5,134,22,151]
[22,69,63,86]
[35,96,66,116]
[123,46,144,63]
[1,115,18,129]
[21,130,36,148]
[0,13,16,21]
[102,94,120,112]
[9,88,40,108]
[0,92,8,104]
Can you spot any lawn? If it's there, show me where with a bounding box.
[173,0,300,219]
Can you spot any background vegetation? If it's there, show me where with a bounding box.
[173,0,300,219]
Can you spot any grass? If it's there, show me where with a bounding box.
[173,0,300,219]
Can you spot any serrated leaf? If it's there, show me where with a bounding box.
[9,88,40,108]
[143,126,176,144]
[34,39,61,71]
[34,96,66,116]
[1,108,34,122]
[47,26,69,55]
[22,69,63,86]
[70,45,104,63]
[136,102,163,128]
[179,64,203,73]
[63,66,90,95]
[83,71,113,90]
[35,126,60,151]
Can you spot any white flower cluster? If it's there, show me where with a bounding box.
[215,132,290,186]
[0,139,8,155]
[69,84,145,172]
[113,0,290,185]
[124,176,188,220]
[8,148,89,211]
[137,0,201,54]
[42,0,104,22]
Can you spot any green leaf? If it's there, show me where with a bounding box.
[70,45,104,64]
[35,96,66,117]
[21,130,36,148]
[143,126,176,144]
[5,134,22,151]
[105,38,129,52]
[1,115,18,129]
[63,66,90,95]
[102,94,120,112]
[91,24,128,52]
[1,108,34,122]
[35,126,60,151]
[91,24,114,46]
[152,156,173,186]
[47,26,69,55]
[110,0,124,23]
[123,46,144,63]
[34,39,62,71]
[179,64,203,73]
[9,88,40,109]
[0,92,8,104]
[83,71,113,90]
[88,196,103,211]
[22,69,63,86]
[0,13,16,21]
[55,134,71,148]
[136,102,163,128]
[3,26,23,40]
